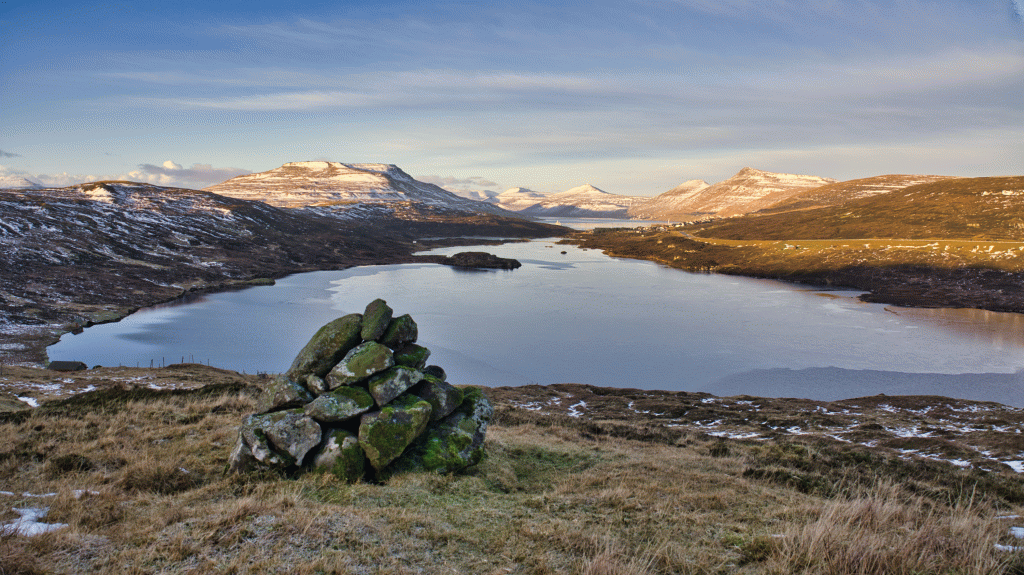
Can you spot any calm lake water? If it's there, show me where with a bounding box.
[49,234,1024,405]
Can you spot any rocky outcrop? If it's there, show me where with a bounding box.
[440,251,522,269]
[228,299,492,481]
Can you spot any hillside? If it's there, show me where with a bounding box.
[2,369,1022,574]
[757,174,958,214]
[205,161,522,219]
[636,167,835,220]
[628,179,709,219]
[488,187,548,211]
[694,176,1024,241]
[0,181,562,366]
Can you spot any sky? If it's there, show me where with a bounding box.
[1,0,1022,197]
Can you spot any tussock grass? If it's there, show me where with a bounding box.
[1,380,1021,574]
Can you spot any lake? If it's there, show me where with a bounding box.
[49,235,1024,406]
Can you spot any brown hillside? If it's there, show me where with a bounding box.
[758,174,957,214]
[692,176,1024,241]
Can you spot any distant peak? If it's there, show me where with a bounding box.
[563,184,608,195]
[736,167,764,176]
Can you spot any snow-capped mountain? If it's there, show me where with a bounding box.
[204,161,522,219]
[488,187,549,211]
[628,180,709,219]
[637,168,836,220]
[0,174,43,189]
[494,184,647,218]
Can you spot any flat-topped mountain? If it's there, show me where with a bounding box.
[758,174,958,214]
[205,161,521,219]
[493,184,646,218]
[637,167,836,220]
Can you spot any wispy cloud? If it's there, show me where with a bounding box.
[0,150,20,158]
[0,161,250,189]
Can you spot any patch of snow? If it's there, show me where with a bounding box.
[0,507,68,536]
[1006,461,1024,473]
[16,396,38,407]
[567,401,587,418]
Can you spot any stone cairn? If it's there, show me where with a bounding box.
[228,299,493,481]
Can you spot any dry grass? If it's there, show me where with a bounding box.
[1,380,1022,574]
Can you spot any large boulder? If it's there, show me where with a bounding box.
[286,314,363,381]
[255,376,315,413]
[326,342,394,388]
[312,429,366,482]
[380,314,418,349]
[361,299,393,342]
[414,376,464,422]
[358,395,433,471]
[393,343,430,370]
[367,367,423,407]
[390,387,492,475]
[304,386,375,423]
[238,410,322,467]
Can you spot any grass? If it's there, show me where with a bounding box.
[2,377,1023,574]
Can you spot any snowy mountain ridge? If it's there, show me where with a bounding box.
[634,167,836,220]
[204,161,522,219]
[492,184,647,218]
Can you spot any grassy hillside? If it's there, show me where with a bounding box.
[692,176,1024,241]
[757,174,956,214]
[2,369,1023,574]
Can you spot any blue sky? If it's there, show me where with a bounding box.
[1,0,1022,196]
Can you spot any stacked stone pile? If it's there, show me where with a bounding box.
[228,299,493,481]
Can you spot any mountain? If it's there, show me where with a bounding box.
[494,184,647,218]
[204,161,522,219]
[488,187,549,211]
[0,175,43,189]
[636,168,836,220]
[757,174,957,214]
[691,176,1024,241]
[628,180,709,219]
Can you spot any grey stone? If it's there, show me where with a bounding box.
[389,387,493,475]
[227,434,261,473]
[304,386,375,423]
[414,376,464,421]
[240,410,322,467]
[306,374,328,395]
[255,376,315,414]
[286,314,363,381]
[393,343,430,370]
[422,365,446,381]
[326,341,394,388]
[361,299,393,342]
[358,395,433,471]
[312,429,365,482]
[367,366,423,407]
[380,314,418,348]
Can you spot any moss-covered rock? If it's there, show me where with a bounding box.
[286,314,363,381]
[361,298,393,342]
[414,376,464,422]
[255,376,315,414]
[304,386,374,423]
[0,392,31,414]
[239,410,322,468]
[393,343,430,370]
[367,366,423,407]
[312,429,365,482]
[306,374,328,395]
[358,395,432,471]
[326,341,394,388]
[423,365,446,381]
[380,314,418,348]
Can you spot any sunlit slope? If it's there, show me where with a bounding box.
[758,174,956,214]
[693,176,1024,241]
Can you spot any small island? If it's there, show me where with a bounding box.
[439,251,522,270]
